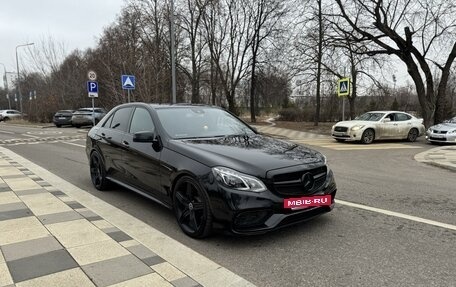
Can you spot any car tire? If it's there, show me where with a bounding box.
[55,124,61,128]
[90,151,110,191]
[407,128,419,142]
[172,176,213,238]
[3,117,9,121]
[74,125,81,128]
[361,129,375,144]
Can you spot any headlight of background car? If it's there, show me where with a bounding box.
[448,130,456,134]
[427,128,432,133]
[350,125,365,131]
[212,167,266,192]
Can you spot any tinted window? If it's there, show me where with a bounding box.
[156,107,254,139]
[129,108,155,134]
[102,114,113,128]
[110,107,133,132]
[356,112,385,121]
[395,113,411,121]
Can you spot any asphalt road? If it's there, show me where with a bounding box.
[1,123,455,286]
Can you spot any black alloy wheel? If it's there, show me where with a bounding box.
[407,128,419,142]
[361,129,375,144]
[173,176,212,238]
[90,151,110,190]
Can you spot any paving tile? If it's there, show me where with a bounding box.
[23,171,34,176]
[0,216,42,233]
[14,188,47,196]
[0,191,21,204]
[37,210,83,225]
[19,193,73,216]
[0,262,14,286]
[77,208,102,221]
[92,219,115,229]
[143,255,166,266]
[0,208,33,221]
[119,239,139,248]
[1,174,28,179]
[109,273,173,287]
[1,236,63,261]
[101,227,121,234]
[37,181,51,187]
[0,201,27,212]
[3,177,42,191]
[0,249,4,263]
[152,262,187,281]
[0,186,12,192]
[107,230,133,242]
[171,276,200,287]
[7,249,78,283]
[47,219,112,248]
[0,225,51,246]
[127,244,157,259]
[15,267,95,287]
[49,190,66,196]
[0,166,23,177]
[67,202,85,209]
[68,239,130,266]
[82,254,152,287]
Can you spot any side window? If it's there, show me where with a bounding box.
[129,108,155,134]
[395,113,411,121]
[385,113,395,121]
[102,114,113,128]
[110,107,133,132]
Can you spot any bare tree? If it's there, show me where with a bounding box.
[333,0,456,126]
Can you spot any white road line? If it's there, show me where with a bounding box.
[336,199,456,231]
[22,134,40,138]
[0,130,15,134]
[59,141,86,148]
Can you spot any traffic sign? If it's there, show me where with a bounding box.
[121,75,135,90]
[88,70,97,81]
[337,78,350,97]
[87,81,99,98]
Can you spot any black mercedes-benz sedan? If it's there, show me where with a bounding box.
[86,103,337,238]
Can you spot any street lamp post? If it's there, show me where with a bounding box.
[16,43,34,115]
[0,63,8,91]
[170,0,176,104]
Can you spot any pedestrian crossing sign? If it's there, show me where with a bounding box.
[337,78,350,97]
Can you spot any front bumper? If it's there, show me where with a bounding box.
[426,132,456,143]
[205,170,337,235]
[331,128,362,141]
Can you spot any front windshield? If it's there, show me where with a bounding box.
[448,117,456,124]
[356,112,385,121]
[156,107,255,139]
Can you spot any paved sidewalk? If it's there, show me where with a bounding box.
[252,125,328,140]
[414,146,456,172]
[0,147,254,287]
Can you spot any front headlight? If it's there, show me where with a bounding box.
[212,167,266,192]
[350,125,365,131]
[427,128,432,133]
[448,130,456,134]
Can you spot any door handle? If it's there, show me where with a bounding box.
[122,140,129,146]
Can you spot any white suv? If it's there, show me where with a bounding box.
[0,110,24,121]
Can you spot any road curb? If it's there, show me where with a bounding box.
[414,146,456,172]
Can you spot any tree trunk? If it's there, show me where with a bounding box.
[435,43,456,124]
[314,0,323,126]
[250,52,257,123]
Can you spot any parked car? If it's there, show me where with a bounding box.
[71,108,107,128]
[0,109,24,121]
[426,116,456,144]
[53,110,75,127]
[86,103,337,238]
[331,111,425,144]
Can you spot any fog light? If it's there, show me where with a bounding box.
[234,210,270,228]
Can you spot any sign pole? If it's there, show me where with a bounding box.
[127,89,130,103]
[342,97,345,121]
[92,97,95,126]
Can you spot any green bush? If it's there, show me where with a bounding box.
[278,107,306,121]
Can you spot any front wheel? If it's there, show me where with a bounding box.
[173,176,212,238]
[90,151,110,191]
[361,129,375,144]
[407,128,419,142]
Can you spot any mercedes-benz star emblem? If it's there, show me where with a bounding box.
[188,203,194,210]
[301,173,315,191]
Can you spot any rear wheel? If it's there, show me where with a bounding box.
[173,176,212,238]
[361,129,375,144]
[90,151,110,191]
[407,128,419,142]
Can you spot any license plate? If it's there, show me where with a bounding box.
[432,134,444,138]
[284,195,331,209]
[333,132,344,136]
[58,117,66,119]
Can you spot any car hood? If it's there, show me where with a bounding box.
[334,120,375,127]
[168,134,325,178]
[430,123,456,131]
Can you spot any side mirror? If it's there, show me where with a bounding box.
[382,118,391,123]
[133,131,155,142]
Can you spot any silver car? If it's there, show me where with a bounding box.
[426,117,456,144]
[332,111,426,144]
[71,108,107,128]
